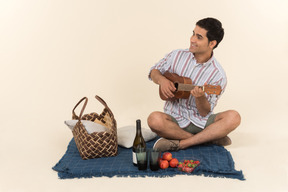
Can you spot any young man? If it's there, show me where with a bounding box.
[147,18,241,152]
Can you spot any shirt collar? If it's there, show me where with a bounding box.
[191,52,214,66]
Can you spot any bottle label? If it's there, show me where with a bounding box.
[132,151,137,165]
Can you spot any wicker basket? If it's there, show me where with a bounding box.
[71,95,117,160]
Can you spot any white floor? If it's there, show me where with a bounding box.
[1,1,288,191]
[1,112,287,192]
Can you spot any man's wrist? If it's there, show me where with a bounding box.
[157,76,167,85]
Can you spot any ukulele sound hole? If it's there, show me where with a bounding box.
[174,83,179,91]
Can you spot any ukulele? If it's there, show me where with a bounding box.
[159,72,222,100]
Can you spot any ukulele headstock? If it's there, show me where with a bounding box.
[204,85,222,95]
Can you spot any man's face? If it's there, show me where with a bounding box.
[189,25,214,54]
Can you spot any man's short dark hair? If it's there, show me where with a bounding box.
[196,18,224,49]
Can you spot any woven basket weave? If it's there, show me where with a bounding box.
[71,95,117,160]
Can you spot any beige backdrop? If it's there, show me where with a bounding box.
[1,0,288,191]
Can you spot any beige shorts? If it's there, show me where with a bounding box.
[169,113,218,134]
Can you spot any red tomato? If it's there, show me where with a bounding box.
[162,152,172,161]
[159,160,169,169]
[169,158,179,168]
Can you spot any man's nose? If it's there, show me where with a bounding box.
[190,35,196,42]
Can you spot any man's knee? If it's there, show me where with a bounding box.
[216,110,241,131]
[226,110,241,130]
[147,111,165,133]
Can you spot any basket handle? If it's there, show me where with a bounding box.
[95,95,114,118]
[72,97,88,120]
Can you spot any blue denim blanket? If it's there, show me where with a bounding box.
[52,138,244,180]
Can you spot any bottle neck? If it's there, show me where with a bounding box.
[136,120,142,136]
[136,126,142,136]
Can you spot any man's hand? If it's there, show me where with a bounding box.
[150,69,176,99]
[190,86,205,98]
[159,77,176,99]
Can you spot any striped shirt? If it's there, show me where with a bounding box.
[149,49,227,129]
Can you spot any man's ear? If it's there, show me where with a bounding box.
[209,40,217,49]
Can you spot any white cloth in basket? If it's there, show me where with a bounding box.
[65,120,109,134]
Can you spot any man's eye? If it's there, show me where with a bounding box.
[197,35,203,39]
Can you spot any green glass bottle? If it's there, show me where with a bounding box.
[132,119,146,166]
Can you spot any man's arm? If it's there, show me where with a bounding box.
[150,69,176,99]
[150,69,211,116]
[191,87,211,117]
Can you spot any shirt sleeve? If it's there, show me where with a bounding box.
[148,50,175,80]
